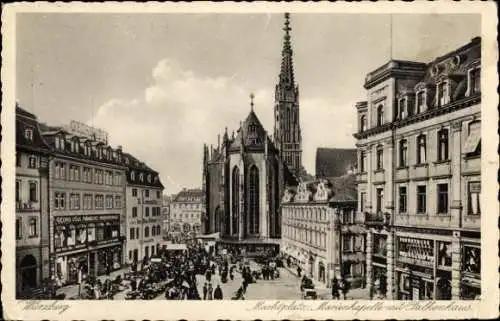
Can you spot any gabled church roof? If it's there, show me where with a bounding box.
[228,108,269,152]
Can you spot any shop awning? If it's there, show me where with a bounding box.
[463,122,481,154]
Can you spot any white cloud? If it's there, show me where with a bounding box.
[93,58,356,194]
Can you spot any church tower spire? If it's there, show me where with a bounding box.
[273,12,302,177]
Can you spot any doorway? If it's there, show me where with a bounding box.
[20,255,38,290]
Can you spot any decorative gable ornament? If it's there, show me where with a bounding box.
[296,182,312,203]
[282,189,296,203]
[313,180,332,202]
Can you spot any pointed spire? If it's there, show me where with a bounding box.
[280,12,295,86]
[223,126,228,142]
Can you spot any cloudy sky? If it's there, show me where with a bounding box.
[16,13,480,194]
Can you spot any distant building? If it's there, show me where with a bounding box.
[15,105,51,297]
[162,195,174,237]
[168,188,204,243]
[122,153,164,263]
[354,37,481,300]
[281,174,365,289]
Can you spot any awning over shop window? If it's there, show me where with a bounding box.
[463,121,481,154]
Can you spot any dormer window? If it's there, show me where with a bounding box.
[130,171,135,181]
[360,114,367,132]
[376,105,384,126]
[147,174,152,183]
[55,135,65,151]
[467,66,480,96]
[24,128,34,141]
[415,90,426,114]
[139,173,144,182]
[437,80,450,106]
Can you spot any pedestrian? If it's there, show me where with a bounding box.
[207,283,213,300]
[106,262,111,276]
[202,282,208,300]
[213,284,223,300]
[331,277,340,300]
[297,266,302,277]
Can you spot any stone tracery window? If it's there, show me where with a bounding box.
[231,166,240,235]
[248,166,260,235]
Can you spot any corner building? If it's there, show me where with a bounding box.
[41,124,127,285]
[355,37,481,300]
[15,106,51,297]
[123,153,164,264]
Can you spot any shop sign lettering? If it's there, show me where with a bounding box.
[397,236,434,264]
[55,214,120,225]
[55,243,86,253]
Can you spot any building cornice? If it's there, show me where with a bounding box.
[353,94,480,140]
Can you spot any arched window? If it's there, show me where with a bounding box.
[248,166,260,234]
[231,166,240,235]
[377,105,384,126]
[437,128,449,161]
[144,226,149,237]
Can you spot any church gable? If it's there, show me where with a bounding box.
[229,110,270,152]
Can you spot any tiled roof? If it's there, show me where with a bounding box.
[327,174,357,203]
[315,148,357,178]
[16,106,51,153]
[122,152,164,188]
[173,188,204,202]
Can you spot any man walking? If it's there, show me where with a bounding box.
[213,284,223,300]
[202,282,208,300]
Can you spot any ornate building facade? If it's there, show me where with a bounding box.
[40,122,127,286]
[354,37,481,300]
[202,13,300,256]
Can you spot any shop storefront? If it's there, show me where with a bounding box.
[460,244,481,300]
[395,236,452,300]
[52,214,123,284]
[372,233,387,297]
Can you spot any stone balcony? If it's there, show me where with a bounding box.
[364,212,391,227]
[430,160,451,178]
[395,167,409,181]
[356,172,368,183]
[393,213,458,229]
[410,163,429,180]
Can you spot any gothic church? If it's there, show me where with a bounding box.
[202,13,303,255]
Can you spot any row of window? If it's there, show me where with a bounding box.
[128,245,161,262]
[284,208,328,222]
[364,181,480,216]
[131,206,162,218]
[283,225,327,249]
[16,153,39,169]
[53,192,122,210]
[170,212,201,219]
[54,135,122,163]
[129,171,160,185]
[15,217,38,239]
[131,188,162,199]
[15,180,38,203]
[129,225,162,240]
[54,224,120,248]
[170,203,202,210]
[170,223,201,233]
[359,66,480,131]
[359,122,480,172]
[54,162,123,185]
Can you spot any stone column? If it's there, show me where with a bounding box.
[451,231,462,299]
[238,164,245,241]
[366,228,374,296]
[450,121,463,227]
[365,145,373,211]
[386,230,395,299]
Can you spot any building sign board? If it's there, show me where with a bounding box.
[64,120,109,144]
[54,214,120,226]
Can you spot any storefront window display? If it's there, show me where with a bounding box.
[435,272,452,300]
[437,241,452,267]
[373,234,387,257]
[461,245,481,300]
[373,266,387,297]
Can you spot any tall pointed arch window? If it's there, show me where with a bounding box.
[248,166,260,234]
[231,166,240,235]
